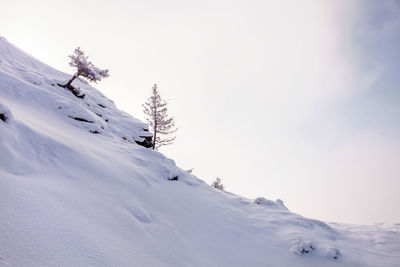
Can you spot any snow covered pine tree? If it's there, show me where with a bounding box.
[59,47,109,98]
[143,84,177,150]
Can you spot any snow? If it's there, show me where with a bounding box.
[1,36,400,266]
[254,196,288,210]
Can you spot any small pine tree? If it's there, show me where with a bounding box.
[61,47,109,94]
[211,177,224,190]
[143,84,177,150]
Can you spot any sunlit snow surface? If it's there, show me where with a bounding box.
[1,37,399,266]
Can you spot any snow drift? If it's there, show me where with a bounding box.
[1,37,399,266]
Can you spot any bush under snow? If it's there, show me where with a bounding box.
[290,239,314,255]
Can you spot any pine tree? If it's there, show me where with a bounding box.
[211,177,224,190]
[143,84,177,150]
[60,47,109,98]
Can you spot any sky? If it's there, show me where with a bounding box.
[1,0,399,224]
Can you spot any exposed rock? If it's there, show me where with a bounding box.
[0,103,12,123]
[135,135,153,148]
[168,176,178,181]
[68,116,94,123]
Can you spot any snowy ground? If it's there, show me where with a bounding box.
[1,36,399,266]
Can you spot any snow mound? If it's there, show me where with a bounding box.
[254,197,288,210]
[319,246,341,260]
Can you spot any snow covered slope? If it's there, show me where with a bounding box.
[0,37,399,266]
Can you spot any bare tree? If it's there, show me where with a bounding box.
[143,84,177,150]
[59,47,109,98]
[211,177,224,190]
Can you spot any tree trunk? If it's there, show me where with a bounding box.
[152,128,157,149]
[57,74,85,99]
[63,75,78,89]
[152,106,157,149]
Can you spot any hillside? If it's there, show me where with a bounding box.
[0,37,399,266]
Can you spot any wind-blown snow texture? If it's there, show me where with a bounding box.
[0,37,399,266]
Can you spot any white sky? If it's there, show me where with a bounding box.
[1,0,399,224]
